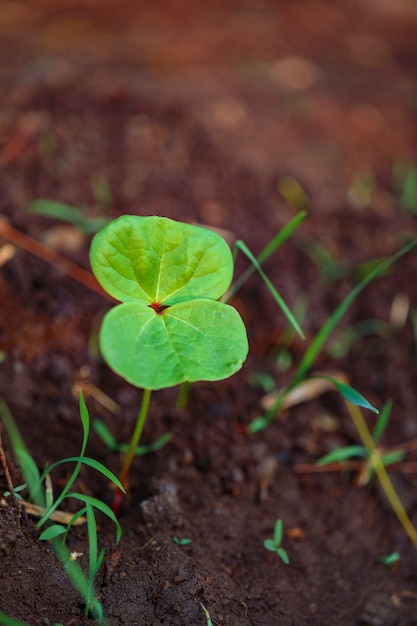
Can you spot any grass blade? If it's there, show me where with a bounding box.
[317,445,367,465]
[255,240,417,429]
[41,456,125,493]
[227,211,307,301]
[294,240,417,384]
[372,399,393,443]
[235,239,304,338]
[68,492,122,543]
[39,524,67,541]
[316,376,378,414]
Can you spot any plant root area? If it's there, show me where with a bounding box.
[1,2,417,625]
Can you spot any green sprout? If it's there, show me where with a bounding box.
[0,394,123,624]
[264,518,290,564]
[172,536,192,546]
[3,482,26,501]
[376,551,400,567]
[317,399,405,484]
[0,616,63,626]
[199,603,214,626]
[90,215,249,493]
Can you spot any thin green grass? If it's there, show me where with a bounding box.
[0,394,123,624]
[250,239,417,432]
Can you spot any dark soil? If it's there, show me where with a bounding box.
[1,2,417,625]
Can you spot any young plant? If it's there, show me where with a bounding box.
[317,399,405,485]
[0,394,124,624]
[264,518,290,564]
[199,603,214,626]
[376,551,400,567]
[90,215,249,492]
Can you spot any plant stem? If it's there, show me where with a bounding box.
[345,401,417,552]
[176,381,190,410]
[118,388,152,490]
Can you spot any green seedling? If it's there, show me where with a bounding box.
[93,419,172,456]
[90,215,249,494]
[29,199,110,235]
[3,482,26,500]
[336,400,417,552]
[264,518,290,564]
[317,400,405,484]
[0,394,123,624]
[376,551,400,567]
[172,536,192,546]
[199,603,214,626]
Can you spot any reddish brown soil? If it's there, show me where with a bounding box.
[1,2,417,625]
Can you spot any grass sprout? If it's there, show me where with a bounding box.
[172,536,192,546]
[93,419,172,456]
[0,393,124,624]
[317,400,405,485]
[199,603,214,626]
[264,519,290,564]
[376,551,400,567]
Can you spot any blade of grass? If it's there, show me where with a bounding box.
[252,240,417,431]
[0,400,42,500]
[315,375,378,414]
[317,445,367,465]
[0,399,109,624]
[235,239,304,338]
[296,240,417,384]
[68,493,122,543]
[39,456,125,493]
[372,400,393,443]
[345,401,417,552]
[227,211,307,300]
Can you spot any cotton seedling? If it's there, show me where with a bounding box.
[90,215,249,495]
[264,518,290,564]
[90,214,310,503]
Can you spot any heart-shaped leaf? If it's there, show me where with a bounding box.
[90,215,233,305]
[90,216,248,390]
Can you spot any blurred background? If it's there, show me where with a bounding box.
[1,0,416,231]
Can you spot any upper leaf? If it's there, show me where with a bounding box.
[90,215,234,304]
